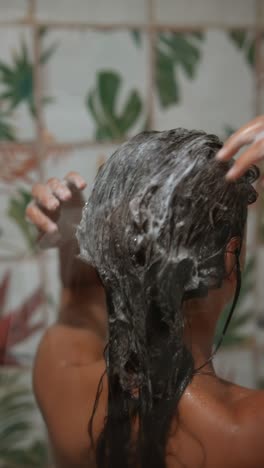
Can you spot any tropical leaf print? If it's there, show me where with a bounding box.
[156,32,205,108]
[87,70,143,141]
[131,30,204,108]
[0,371,48,467]
[0,34,57,117]
[228,30,255,67]
[7,188,37,251]
[0,271,44,366]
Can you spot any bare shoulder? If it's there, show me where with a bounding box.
[33,324,107,467]
[213,380,264,467]
[33,323,106,399]
[232,388,264,462]
[35,323,105,368]
[170,375,264,468]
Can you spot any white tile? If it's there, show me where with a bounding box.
[155,30,255,138]
[43,30,147,142]
[154,0,257,26]
[44,146,117,190]
[0,260,40,311]
[0,26,32,59]
[214,348,256,388]
[37,0,147,24]
[0,0,28,21]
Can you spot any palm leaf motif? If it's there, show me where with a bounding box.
[156,32,204,108]
[130,30,142,47]
[7,188,37,251]
[0,40,34,116]
[87,71,143,141]
[214,258,254,347]
[0,371,48,467]
[0,271,45,366]
[1,441,48,468]
[0,34,57,117]
[0,111,16,141]
[228,30,255,67]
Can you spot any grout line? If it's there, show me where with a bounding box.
[0,19,262,32]
[0,253,46,263]
[0,140,124,153]
[32,21,45,179]
[27,0,35,20]
[146,0,156,130]
[31,0,49,329]
[0,250,58,263]
[256,0,263,29]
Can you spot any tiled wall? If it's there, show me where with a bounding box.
[0,0,263,465]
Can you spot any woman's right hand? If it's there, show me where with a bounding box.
[216,116,264,180]
[26,172,87,249]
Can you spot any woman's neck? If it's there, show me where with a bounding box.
[183,295,226,375]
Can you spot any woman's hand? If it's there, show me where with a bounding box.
[216,116,264,180]
[26,172,87,249]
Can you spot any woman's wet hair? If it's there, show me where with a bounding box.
[77,128,258,468]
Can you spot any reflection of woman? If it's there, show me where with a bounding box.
[27,117,264,468]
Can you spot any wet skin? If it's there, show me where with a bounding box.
[27,117,264,468]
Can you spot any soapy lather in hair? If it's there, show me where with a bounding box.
[77,128,258,468]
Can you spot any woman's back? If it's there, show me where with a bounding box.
[34,322,264,468]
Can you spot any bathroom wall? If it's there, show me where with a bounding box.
[0,1,263,465]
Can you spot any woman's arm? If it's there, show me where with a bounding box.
[26,173,108,465]
[26,172,107,334]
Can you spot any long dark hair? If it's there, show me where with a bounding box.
[77,128,258,468]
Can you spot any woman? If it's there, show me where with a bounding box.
[27,116,264,468]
